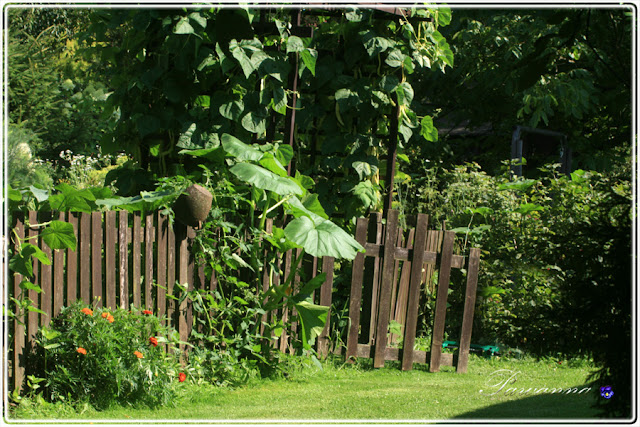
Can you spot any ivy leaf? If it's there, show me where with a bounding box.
[284,216,363,259]
[300,48,317,76]
[40,221,77,251]
[420,116,438,142]
[230,163,303,196]
[286,36,305,53]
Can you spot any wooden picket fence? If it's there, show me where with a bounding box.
[7,210,334,392]
[345,209,481,373]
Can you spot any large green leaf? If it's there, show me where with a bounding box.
[284,194,328,222]
[360,30,392,57]
[221,134,263,162]
[48,184,96,212]
[300,48,317,76]
[286,35,305,53]
[27,186,49,203]
[219,99,244,120]
[293,300,329,350]
[241,110,268,135]
[95,189,180,214]
[41,221,77,251]
[420,115,438,142]
[230,163,303,196]
[284,216,363,259]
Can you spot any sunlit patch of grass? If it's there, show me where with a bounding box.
[9,354,601,421]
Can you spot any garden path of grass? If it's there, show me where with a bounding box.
[11,356,605,422]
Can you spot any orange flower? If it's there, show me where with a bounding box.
[101,312,109,319]
[107,315,115,323]
[148,337,158,347]
[134,351,144,359]
[81,308,93,316]
[77,347,87,355]
[142,310,153,315]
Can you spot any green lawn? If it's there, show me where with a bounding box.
[8,355,607,422]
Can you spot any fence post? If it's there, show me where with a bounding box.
[345,217,369,362]
[317,256,334,358]
[12,213,26,392]
[91,212,103,307]
[401,213,429,371]
[373,209,399,368]
[429,230,455,373]
[457,247,481,374]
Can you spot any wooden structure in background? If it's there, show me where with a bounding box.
[345,209,481,372]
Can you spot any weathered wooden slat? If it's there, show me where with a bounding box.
[317,256,334,358]
[373,209,399,368]
[53,212,65,317]
[401,214,429,371]
[362,212,382,344]
[13,214,25,392]
[389,227,405,323]
[186,226,196,339]
[79,212,91,304]
[132,213,142,307]
[345,216,369,362]
[105,211,116,309]
[167,220,176,328]
[118,211,129,309]
[429,230,455,373]
[145,214,154,310]
[177,222,189,358]
[157,213,168,324]
[393,227,415,343]
[356,344,453,367]
[40,211,52,326]
[279,249,293,354]
[457,247,481,374]
[27,211,39,341]
[91,212,103,307]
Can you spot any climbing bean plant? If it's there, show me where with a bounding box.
[81,6,452,223]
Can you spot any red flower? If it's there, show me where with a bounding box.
[178,372,186,383]
[149,337,158,347]
[142,310,153,315]
[77,347,87,355]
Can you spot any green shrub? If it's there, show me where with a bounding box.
[32,301,184,409]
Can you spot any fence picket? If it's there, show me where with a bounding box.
[346,216,369,362]
[80,213,91,304]
[317,256,334,358]
[457,247,481,374]
[91,212,103,307]
[429,230,456,373]
[157,213,167,323]
[145,214,154,310]
[12,214,25,392]
[53,212,65,316]
[27,210,39,342]
[105,211,116,309]
[40,211,52,326]
[118,211,129,308]
[373,209,399,368]
[132,213,142,307]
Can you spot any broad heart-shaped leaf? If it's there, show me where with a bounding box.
[27,186,49,203]
[286,35,305,53]
[300,48,317,76]
[276,144,294,167]
[221,134,262,162]
[352,156,379,180]
[284,216,363,260]
[40,221,77,251]
[386,49,407,67]
[219,99,244,120]
[284,194,328,222]
[396,81,414,106]
[230,163,303,196]
[48,185,96,213]
[174,16,195,34]
[293,300,329,350]
[259,153,287,177]
[95,189,181,215]
[514,203,545,215]
[241,110,268,135]
[178,147,226,165]
[359,30,391,57]
[420,115,438,142]
[9,243,52,278]
[265,226,302,253]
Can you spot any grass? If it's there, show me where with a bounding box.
[8,354,606,422]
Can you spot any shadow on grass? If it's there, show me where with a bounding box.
[452,385,609,420]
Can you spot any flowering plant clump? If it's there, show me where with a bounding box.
[33,301,186,409]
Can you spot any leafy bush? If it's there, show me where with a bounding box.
[31,301,184,409]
